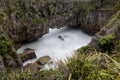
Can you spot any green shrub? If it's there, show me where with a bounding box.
[77,45,94,54]
[77,46,90,53]
[0,41,12,55]
[0,70,32,80]
[0,28,13,55]
[67,53,120,80]
[98,34,115,52]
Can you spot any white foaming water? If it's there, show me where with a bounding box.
[17,26,92,68]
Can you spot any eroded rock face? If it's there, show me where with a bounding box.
[0,0,75,48]
[1,0,116,48]
[89,11,120,51]
[77,10,114,34]
[18,48,36,62]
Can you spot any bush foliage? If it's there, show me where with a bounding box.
[98,34,115,52]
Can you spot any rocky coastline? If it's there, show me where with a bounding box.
[0,0,120,73]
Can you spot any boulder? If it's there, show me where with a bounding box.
[23,63,42,73]
[23,56,53,72]
[36,56,52,65]
[58,35,64,41]
[18,48,37,62]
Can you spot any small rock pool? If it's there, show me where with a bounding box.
[17,26,92,69]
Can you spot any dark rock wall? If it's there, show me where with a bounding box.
[0,0,76,70]
[0,0,75,47]
[1,0,117,46]
[77,10,114,34]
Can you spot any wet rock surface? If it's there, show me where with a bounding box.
[58,35,65,41]
[58,35,69,41]
[18,48,36,62]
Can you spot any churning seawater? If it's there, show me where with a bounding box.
[17,26,92,68]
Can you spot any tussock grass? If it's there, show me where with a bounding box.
[66,51,120,80]
[0,50,119,80]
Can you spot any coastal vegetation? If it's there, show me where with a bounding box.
[0,47,120,80]
[0,0,120,80]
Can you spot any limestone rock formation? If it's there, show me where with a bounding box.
[89,10,120,51]
[0,0,120,71]
[77,10,114,34]
[0,0,75,48]
[1,0,117,48]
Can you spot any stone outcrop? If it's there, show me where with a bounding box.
[23,55,52,73]
[18,48,36,62]
[77,10,114,34]
[89,10,120,51]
